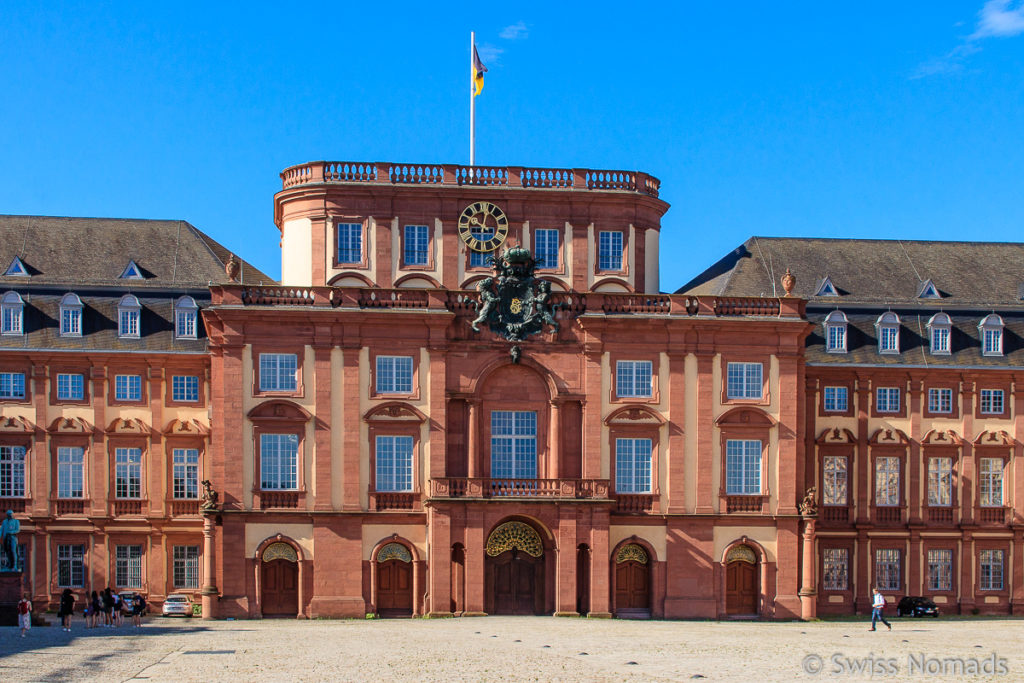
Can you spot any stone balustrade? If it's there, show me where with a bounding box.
[429,477,610,500]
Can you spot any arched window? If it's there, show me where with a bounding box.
[875,311,900,355]
[117,294,141,339]
[1,291,24,336]
[926,312,951,355]
[174,296,199,339]
[823,310,848,353]
[979,314,1004,357]
[59,293,83,337]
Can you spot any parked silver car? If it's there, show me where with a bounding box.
[161,594,193,617]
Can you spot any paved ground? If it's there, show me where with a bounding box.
[1,615,1022,682]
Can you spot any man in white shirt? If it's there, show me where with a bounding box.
[870,587,892,631]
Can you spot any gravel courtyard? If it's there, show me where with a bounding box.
[1,615,1022,682]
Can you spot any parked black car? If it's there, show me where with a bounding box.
[896,596,939,617]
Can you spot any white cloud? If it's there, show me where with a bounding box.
[476,44,504,66]
[500,21,529,40]
[972,0,1024,38]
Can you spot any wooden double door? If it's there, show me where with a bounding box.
[614,560,650,617]
[261,558,298,616]
[377,559,413,617]
[725,561,758,615]
[486,550,544,615]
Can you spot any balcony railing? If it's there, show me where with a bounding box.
[170,499,201,517]
[927,507,954,524]
[725,495,766,514]
[370,491,418,511]
[0,498,26,513]
[615,494,656,514]
[821,506,850,524]
[113,499,144,516]
[978,507,1007,525]
[430,478,610,500]
[55,499,85,516]
[874,506,903,525]
[259,490,302,510]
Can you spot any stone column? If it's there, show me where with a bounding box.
[548,399,562,479]
[799,516,817,620]
[467,399,480,478]
[201,514,218,620]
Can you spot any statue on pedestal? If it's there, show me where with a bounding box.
[200,480,220,514]
[1,510,19,571]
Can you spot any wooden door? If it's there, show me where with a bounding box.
[377,559,413,617]
[261,559,298,616]
[726,561,758,615]
[614,560,650,615]
[576,546,590,615]
[488,551,541,615]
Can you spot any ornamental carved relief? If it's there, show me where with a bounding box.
[377,542,413,563]
[726,545,757,564]
[615,543,649,564]
[485,521,543,558]
[262,542,298,563]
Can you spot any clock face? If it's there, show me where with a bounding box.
[457,201,509,252]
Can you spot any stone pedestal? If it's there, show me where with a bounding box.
[0,571,26,626]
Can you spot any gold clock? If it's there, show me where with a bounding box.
[457,201,509,252]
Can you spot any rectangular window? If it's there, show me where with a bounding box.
[114,374,142,401]
[61,307,82,336]
[115,544,143,588]
[983,329,1002,356]
[879,326,899,353]
[823,386,848,412]
[0,445,26,497]
[875,387,900,413]
[375,356,414,394]
[490,411,537,479]
[980,389,1004,415]
[823,548,848,591]
[726,362,763,400]
[616,360,653,398]
[173,545,200,589]
[336,222,363,263]
[725,439,762,495]
[615,438,652,494]
[119,309,139,337]
[927,549,952,591]
[980,550,1004,590]
[1,306,22,334]
[979,458,1004,507]
[403,225,429,265]
[931,327,949,354]
[875,548,901,592]
[57,373,84,400]
[822,455,848,505]
[172,375,200,402]
[0,372,25,399]
[469,249,490,268]
[258,353,298,392]
[927,457,952,506]
[874,456,900,506]
[826,325,846,352]
[375,435,414,492]
[260,433,299,490]
[597,231,623,270]
[928,388,953,413]
[115,447,142,499]
[57,544,85,587]
[534,229,559,268]
[176,310,197,339]
[172,448,200,499]
[57,446,84,498]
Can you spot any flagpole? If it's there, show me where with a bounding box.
[470,31,475,168]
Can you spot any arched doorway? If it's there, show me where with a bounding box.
[725,545,759,615]
[484,521,546,615]
[260,542,299,617]
[376,542,414,618]
[614,543,651,618]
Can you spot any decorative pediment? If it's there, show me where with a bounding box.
[363,401,426,424]
[604,405,666,426]
[105,417,151,435]
[247,400,311,423]
[0,415,35,433]
[163,418,211,436]
[47,416,93,434]
[715,407,776,427]
[921,429,963,446]
[816,427,856,445]
[974,430,1015,447]
[869,427,910,446]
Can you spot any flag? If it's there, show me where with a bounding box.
[472,45,487,97]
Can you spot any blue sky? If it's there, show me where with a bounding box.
[1,1,1022,289]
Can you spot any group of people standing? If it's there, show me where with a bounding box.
[54,587,147,631]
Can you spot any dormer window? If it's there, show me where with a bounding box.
[118,294,141,338]
[175,296,199,339]
[918,279,941,299]
[823,311,848,353]
[979,314,1004,357]
[0,291,24,335]
[4,257,29,277]
[119,260,144,280]
[814,277,838,297]
[927,312,951,355]
[875,312,900,355]
[59,293,83,337]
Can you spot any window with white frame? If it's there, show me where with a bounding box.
[4,257,28,277]
[173,545,200,588]
[469,249,491,268]
[0,291,24,335]
[403,224,429,265]
[59,293,83,336]
[927,549,952,591]
[874,456,900,506]
[615,438,652,493]
[875,548,901,591]
[980,550,1004,590]
[597,231,623,270]
[57,373,84,401]
[114,374,142,401]
[875,387,900,413]
[928,388,953,413]
[115,544,143,588]
[979,458,1004,507]
[927,457,952,506]
[172,448,200,499]
[259,433,299,490]
[258,353,298,392]
[115,447,142,498]
[0,445,26,497]
[336,222,362,263]
[175,296,198,339]
[822,455,848,505]
[490,411,537,479]
[118,294,141,338]
[57,446,84,498]
[823,548,848,590]
[824,311,847,353]
[616,360,653,398]
[875,311,900,354]
[57,544,85,587]
[979,314,1004,356]
[726,362,762,400]
[823,386,848,412]
[374,435,414,492]
[172,375,199,402]
[534,229,559,268]
[375,355,413,394]
[0,372,25,399]
[980,389,1004,414]
[725,439,762,495]
[927,313,951,355]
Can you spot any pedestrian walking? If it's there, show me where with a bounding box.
[17,592,31,637]
[58,588,75,632]
[870,587,892,631]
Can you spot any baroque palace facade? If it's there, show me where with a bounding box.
[0,162,1020,620]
